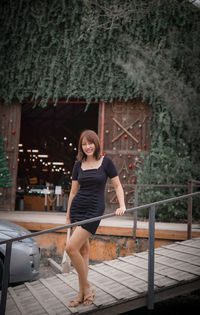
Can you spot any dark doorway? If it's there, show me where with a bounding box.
[17,101,98,193]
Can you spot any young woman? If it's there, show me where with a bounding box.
[66,129,126,307]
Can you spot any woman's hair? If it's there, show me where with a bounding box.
[77,129,101,161]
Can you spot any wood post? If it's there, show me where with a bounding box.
[187,179,193,240]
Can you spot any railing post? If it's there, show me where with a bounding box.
[0,241,12,315]
[148,205,155,310]
[187,180,193,240]
[133,184,138,240]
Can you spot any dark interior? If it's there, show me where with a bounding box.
[17,101,99,190]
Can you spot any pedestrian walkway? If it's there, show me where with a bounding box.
[2,238,200,314]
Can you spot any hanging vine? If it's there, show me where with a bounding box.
[0,0,199,107]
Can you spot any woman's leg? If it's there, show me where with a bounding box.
[80,238,90,278]
[66,226,94,306]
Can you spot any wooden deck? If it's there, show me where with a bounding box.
[3,238,200,315]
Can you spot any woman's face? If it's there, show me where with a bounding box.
[82,136,95,157]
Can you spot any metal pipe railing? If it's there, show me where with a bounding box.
[0,191,200,314]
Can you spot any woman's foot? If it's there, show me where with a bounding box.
[68,293,83,307]
[83,286,96,306]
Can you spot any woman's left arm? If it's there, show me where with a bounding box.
[111,176,126,216]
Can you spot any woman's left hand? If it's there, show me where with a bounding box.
[115,207,126,216]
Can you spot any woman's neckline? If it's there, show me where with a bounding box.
[81,156,105,171]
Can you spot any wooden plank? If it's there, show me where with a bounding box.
[10,283,46,315]
[25,282,56,315]
[40,277,77,314]
[154,255,200,276]
[121,254,196,282]
[56,272,97,313]
[155,247,200,266]
[90,262,147,294]
[58,273,117,309]
[5,294,21,315]
[117,256,177,288]
[161,243,200,256]
[119,255,181,286]
[29,281,68,315]
[135,246,200,276]
[176,239,200,249]
[8,287,27,315]
[106,258,152,288]
[0,102,21,211]
[86,268,136,301]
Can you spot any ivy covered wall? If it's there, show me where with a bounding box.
[0,0,199,107]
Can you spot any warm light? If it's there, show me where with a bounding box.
[19,149,23,152]
[38,155,48,158]
[52,162,64,165]
[27,149,31,152]
[18,144,23,147]
[32,150,39,153]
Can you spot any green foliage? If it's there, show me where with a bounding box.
[0,0,199,107]
[136,108,198,221]
[0,135,12,188]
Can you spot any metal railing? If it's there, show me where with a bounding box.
[1,191,200,314]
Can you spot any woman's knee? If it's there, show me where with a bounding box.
[66,242,76,256]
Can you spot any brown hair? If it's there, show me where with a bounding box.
[77,130,101,162]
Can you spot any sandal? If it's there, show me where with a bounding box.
[68,295,83,307]
[83,288,96,306]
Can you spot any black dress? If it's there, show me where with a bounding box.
[70,156,118,234]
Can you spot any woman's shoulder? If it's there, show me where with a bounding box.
[73,160,81,169]
[103,155,114,165]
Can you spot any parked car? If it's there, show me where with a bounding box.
[0,220,40,286]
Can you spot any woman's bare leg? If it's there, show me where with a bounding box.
[66,226,93,306]
[80,238,90,277]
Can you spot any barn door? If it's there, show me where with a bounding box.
[98,99,151,214]
[0,103,21,211]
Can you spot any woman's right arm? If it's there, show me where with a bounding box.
[66,180,79,224]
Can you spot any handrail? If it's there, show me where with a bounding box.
[1,191,200,314]
[0,191,199,246]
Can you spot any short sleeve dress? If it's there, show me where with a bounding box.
[70,156,118,234]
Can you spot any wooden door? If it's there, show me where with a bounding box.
[98,99,151,214]
[0,103,21,211]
